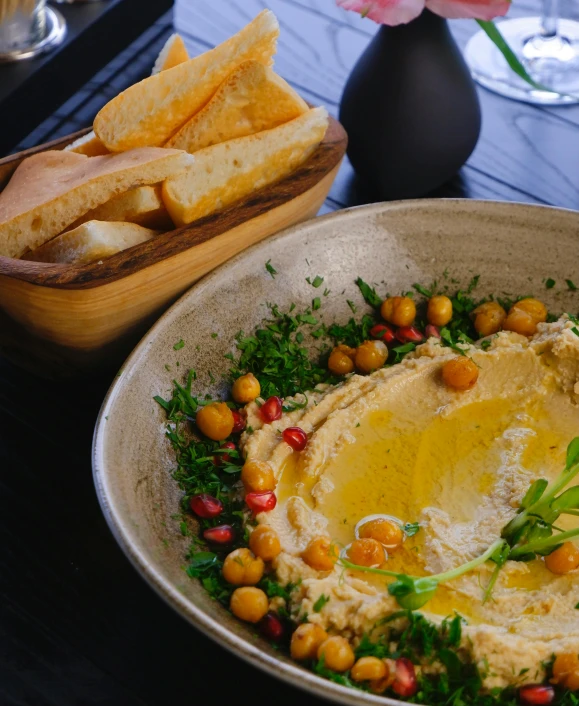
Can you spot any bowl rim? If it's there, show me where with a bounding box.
[92,198,579,706]
[0,116,346,290]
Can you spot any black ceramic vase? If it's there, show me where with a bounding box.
[339,10,481,200]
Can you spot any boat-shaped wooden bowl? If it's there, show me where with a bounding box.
[0,116,346,378]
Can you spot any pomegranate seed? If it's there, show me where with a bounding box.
[190,494,223,519]
[519,686,555,706]
[259,611,285,642]
[246,491,277,513]
[260,396,282,423]
[232,410,246,434]
[425,324,441,339]
[282,427,308,451]
[370,323,395,344]
[395,326,424,344]
[391,657,418,699]
[203,524,235,544]
[213,441,236,465]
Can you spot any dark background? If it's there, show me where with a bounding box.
[1,1,578,704]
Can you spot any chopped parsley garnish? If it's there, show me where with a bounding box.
[546,278,556,289]
[227,303,336,399]
[326,314,376,348]
[403,522,421,537]
[412,282,433,297]
[265,259,277,279]
[307,275,324,288]
[355,277,382,308]
[173,339,185,351]
[566,279,577,291]
[313,594,330,612]
[392,342,416,363]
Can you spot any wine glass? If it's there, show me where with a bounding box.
[465,0,579,105]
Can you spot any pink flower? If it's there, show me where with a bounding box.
[427,0,510,20]
[336,0,510,25]
[337,0,424,25]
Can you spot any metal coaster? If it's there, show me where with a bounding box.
[0,6,67,64]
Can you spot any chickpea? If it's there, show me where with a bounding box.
[249,525,281,562]
[427,295,453,327]
[545,542,579,575]
[301,536,338,571]
[512,298,548,323]
[355,340,388,374]
[351,656,388,682]
[231,373,261,404]
[230,586,269,623]
[381,296,416,327]
[359,518,404,550]
[504,298,548,337]
[290,623,328,661]
[370,660,396,694]
[441,357,479,391]
[347,538,385,567]
[503,308,537,337]
[241,459,276,493]
[552,653,579,691]
[196,402,234,441]
[317,636,356,672]
[472,301,506,338]
[328,345,356,376]
[222,548,264,585]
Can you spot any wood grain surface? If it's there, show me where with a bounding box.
[1,2,578,706]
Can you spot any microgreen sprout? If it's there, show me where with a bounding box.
[339,539,506,610]
[339,437,579,610]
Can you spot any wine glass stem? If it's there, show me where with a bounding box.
[542,0,559,38]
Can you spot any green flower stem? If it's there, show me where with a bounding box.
[509,527,579,560]
[339,538,506,586]
[476,19,579,101]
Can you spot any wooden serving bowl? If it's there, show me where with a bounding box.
[0,116,346,378]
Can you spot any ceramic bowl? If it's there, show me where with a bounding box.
[93,199,579,706]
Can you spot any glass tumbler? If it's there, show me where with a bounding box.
[0,0,66,62]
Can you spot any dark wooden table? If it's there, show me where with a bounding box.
[1,2,578,705]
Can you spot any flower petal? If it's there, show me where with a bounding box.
[337,0,425,25]
[425,0,510,20]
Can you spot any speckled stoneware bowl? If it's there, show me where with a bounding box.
[93,200,579,706]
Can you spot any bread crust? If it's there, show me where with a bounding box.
[94,10,279,151]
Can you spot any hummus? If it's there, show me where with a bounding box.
[240,317,579,688]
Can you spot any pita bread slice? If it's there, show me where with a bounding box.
[68,184,173,231]
[94,10,279,151]
[65,132,110,157]
[23,221,158,265]
[66,36,190,159]
[166,61,308,153]
[0,148,193,258]
[162,106,328,227]
[152,33,189,74]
